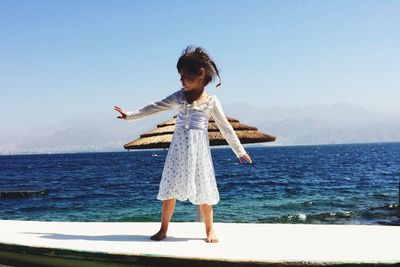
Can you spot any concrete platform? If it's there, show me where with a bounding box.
[0,219,399,266]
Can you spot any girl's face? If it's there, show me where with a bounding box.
[180,67,205,91]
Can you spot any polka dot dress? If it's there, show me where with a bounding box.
[124,87,246,206]
[156,126,220,205]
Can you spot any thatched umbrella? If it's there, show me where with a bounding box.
[124,115,275,222]
[124,115,275,150]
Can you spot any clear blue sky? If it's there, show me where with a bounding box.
[1,0,399,133]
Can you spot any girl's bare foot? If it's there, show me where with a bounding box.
[206,228,219,243]
[150,229,167,241]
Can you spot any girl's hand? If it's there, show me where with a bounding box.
[114,105,128,119]
[239,153,252,164]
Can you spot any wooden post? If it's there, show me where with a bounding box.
[196,206,204,222]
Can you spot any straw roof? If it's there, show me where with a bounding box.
[124,115,276,150]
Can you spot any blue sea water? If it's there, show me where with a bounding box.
[0,142,399,225]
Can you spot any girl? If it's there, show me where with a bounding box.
[114,45,252,243]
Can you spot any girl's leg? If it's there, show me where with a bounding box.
[199,204,219,243]
[150,198,176,241]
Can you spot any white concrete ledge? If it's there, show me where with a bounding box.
[0,219,399,266]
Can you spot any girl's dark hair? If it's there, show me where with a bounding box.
[176,45,222,88]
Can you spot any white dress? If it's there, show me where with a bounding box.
[125,88,247,205]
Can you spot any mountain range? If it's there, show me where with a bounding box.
[1,102,399,155]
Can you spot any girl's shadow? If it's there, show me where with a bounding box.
[19,232,205,242]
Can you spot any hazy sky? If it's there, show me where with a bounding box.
[1,0,399,134]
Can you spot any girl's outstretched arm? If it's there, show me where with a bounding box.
[121,90,179,122]
[211,96,247,159]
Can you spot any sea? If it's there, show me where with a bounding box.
[1,142,399,225]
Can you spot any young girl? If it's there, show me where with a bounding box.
[114,45,252,243]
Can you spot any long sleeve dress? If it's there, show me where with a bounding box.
[125,87,247,205]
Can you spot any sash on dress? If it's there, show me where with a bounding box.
[175,109,209,131]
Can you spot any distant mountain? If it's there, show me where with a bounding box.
[1,102,399,155]
[226,101,400,146]
[0,110,177,155]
